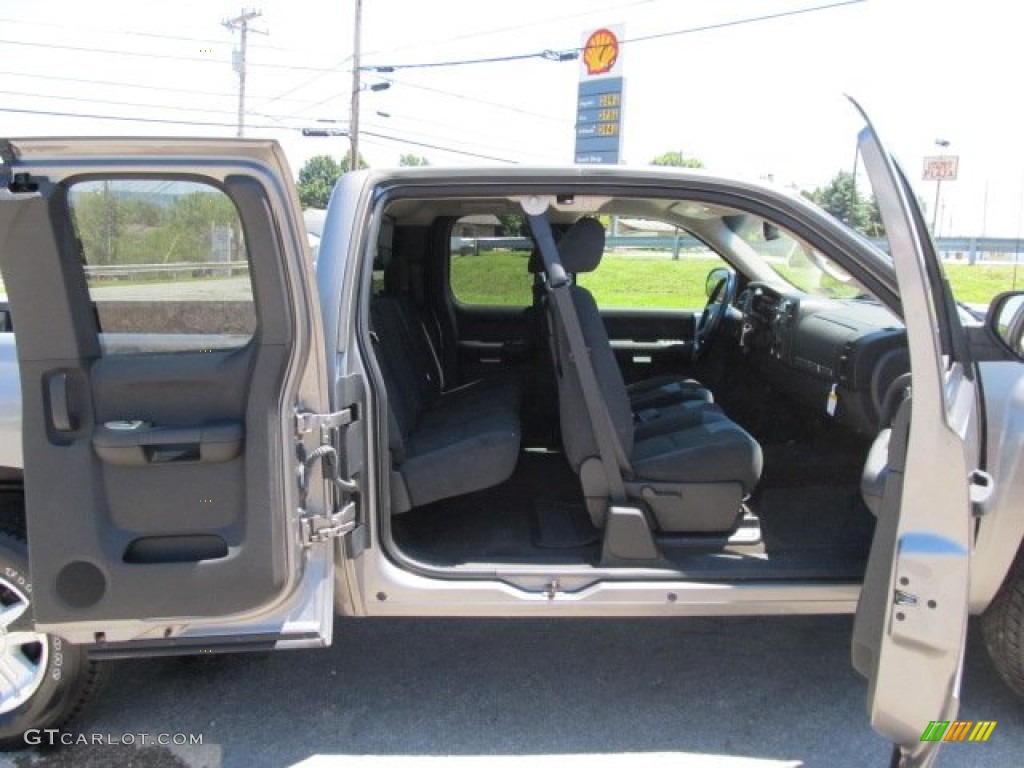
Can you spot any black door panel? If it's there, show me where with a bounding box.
[600,308,698,383]
[453,304,532,380]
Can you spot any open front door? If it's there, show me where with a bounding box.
[851,108,983,766]
[0,138,343,653]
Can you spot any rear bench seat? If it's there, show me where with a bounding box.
[370,295,521,512]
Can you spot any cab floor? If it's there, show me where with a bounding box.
[390,449,875,580]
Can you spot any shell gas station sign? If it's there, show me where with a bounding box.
[574,25,625,165]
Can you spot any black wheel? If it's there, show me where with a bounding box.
[0,526,103,749]
[982,543,1024,699]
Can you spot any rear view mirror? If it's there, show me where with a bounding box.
[705,267,731,299]
[988,291,1024,358]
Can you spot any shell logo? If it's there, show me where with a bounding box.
[583,28,619,76]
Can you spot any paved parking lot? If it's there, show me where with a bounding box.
[3,615,1021,768]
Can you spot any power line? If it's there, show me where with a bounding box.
[0,89,243,119]
[623,0,865,46]
[363,49,569,71]
[0,16,300,53]
[385,75,568,124]
[0,106,519,163]
[0,105,289,132]
[0,37,339,72]
[361,0,658,60]
[361,120,561,162]
[261,55,353,107]
[360,118,561,162]
[0,70,319,106]
[359,130,517,164]
[362,0,865,71]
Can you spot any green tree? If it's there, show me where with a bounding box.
[297,154,344,210]
[70,184,123,265]
[496,213,524,236]
[650,151,705,168]
[805,170,862,228]
[296,151,368,209]
[399,153,430,167]
[864,195,885,238]
[165,191,238,261]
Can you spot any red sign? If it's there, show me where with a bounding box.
[583,28,619,76]
[923,156,959,181]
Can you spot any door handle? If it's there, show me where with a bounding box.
[47,371,76,432]
[92,421,244,466]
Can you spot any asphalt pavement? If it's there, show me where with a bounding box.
[2,615,1021,768]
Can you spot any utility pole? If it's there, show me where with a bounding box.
[223,9,266,138]
[350,0,363,170]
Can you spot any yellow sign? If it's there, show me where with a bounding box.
[582,28,620,77]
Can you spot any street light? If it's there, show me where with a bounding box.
[301,127,348,137]
[933,138,951,235]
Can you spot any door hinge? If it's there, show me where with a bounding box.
[295,407,354,435]
[295,407,360,547]
[302,500,357,544]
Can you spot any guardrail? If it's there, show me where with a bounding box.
[453,235,1024,264]
[84,261,250,280]
[55,235,1024,282]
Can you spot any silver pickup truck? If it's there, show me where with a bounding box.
[1,109,1023,766]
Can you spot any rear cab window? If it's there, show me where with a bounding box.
[448,213,731,310]
[449,214,533,307]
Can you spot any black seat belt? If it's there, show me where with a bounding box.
[526,210,630,504]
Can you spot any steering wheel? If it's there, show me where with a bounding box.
[693,270,737,360]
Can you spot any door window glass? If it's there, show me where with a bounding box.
[67,179,256,353]
[575,218,730,309]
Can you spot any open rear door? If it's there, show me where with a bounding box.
[851,107,983,766]
[0,138,343,653]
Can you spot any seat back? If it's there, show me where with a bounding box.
[549,218,635,470]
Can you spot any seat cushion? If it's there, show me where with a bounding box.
[627,376,713,410]
[632,415,763,494]
[633,399,723,441]
[402,408,521,508]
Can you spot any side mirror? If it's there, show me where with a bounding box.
[705,267,731,299]
[988,291,1024,358]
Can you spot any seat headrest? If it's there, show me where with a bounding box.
[558,217,605,274]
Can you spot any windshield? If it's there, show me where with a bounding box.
[734,218,872,300]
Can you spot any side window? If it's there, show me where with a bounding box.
[448,215,532,307]
[67,178,256,354]
[576,218,730,309]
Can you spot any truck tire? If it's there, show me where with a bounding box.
[982,543,1024,698]
[0,526,103,749]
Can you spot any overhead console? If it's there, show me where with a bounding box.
[738,283,908,433]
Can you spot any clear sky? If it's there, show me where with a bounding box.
[2,0,1023,235]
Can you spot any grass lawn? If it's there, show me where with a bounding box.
[451,249,1024,310]
[451,250,722,309]
[943,263,1024,305]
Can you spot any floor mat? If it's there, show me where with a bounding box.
[533,500,600,548]
[391,450,597,565]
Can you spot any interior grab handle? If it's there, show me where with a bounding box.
[47,372,75,432]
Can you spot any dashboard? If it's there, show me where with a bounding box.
[737,282,909,433]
